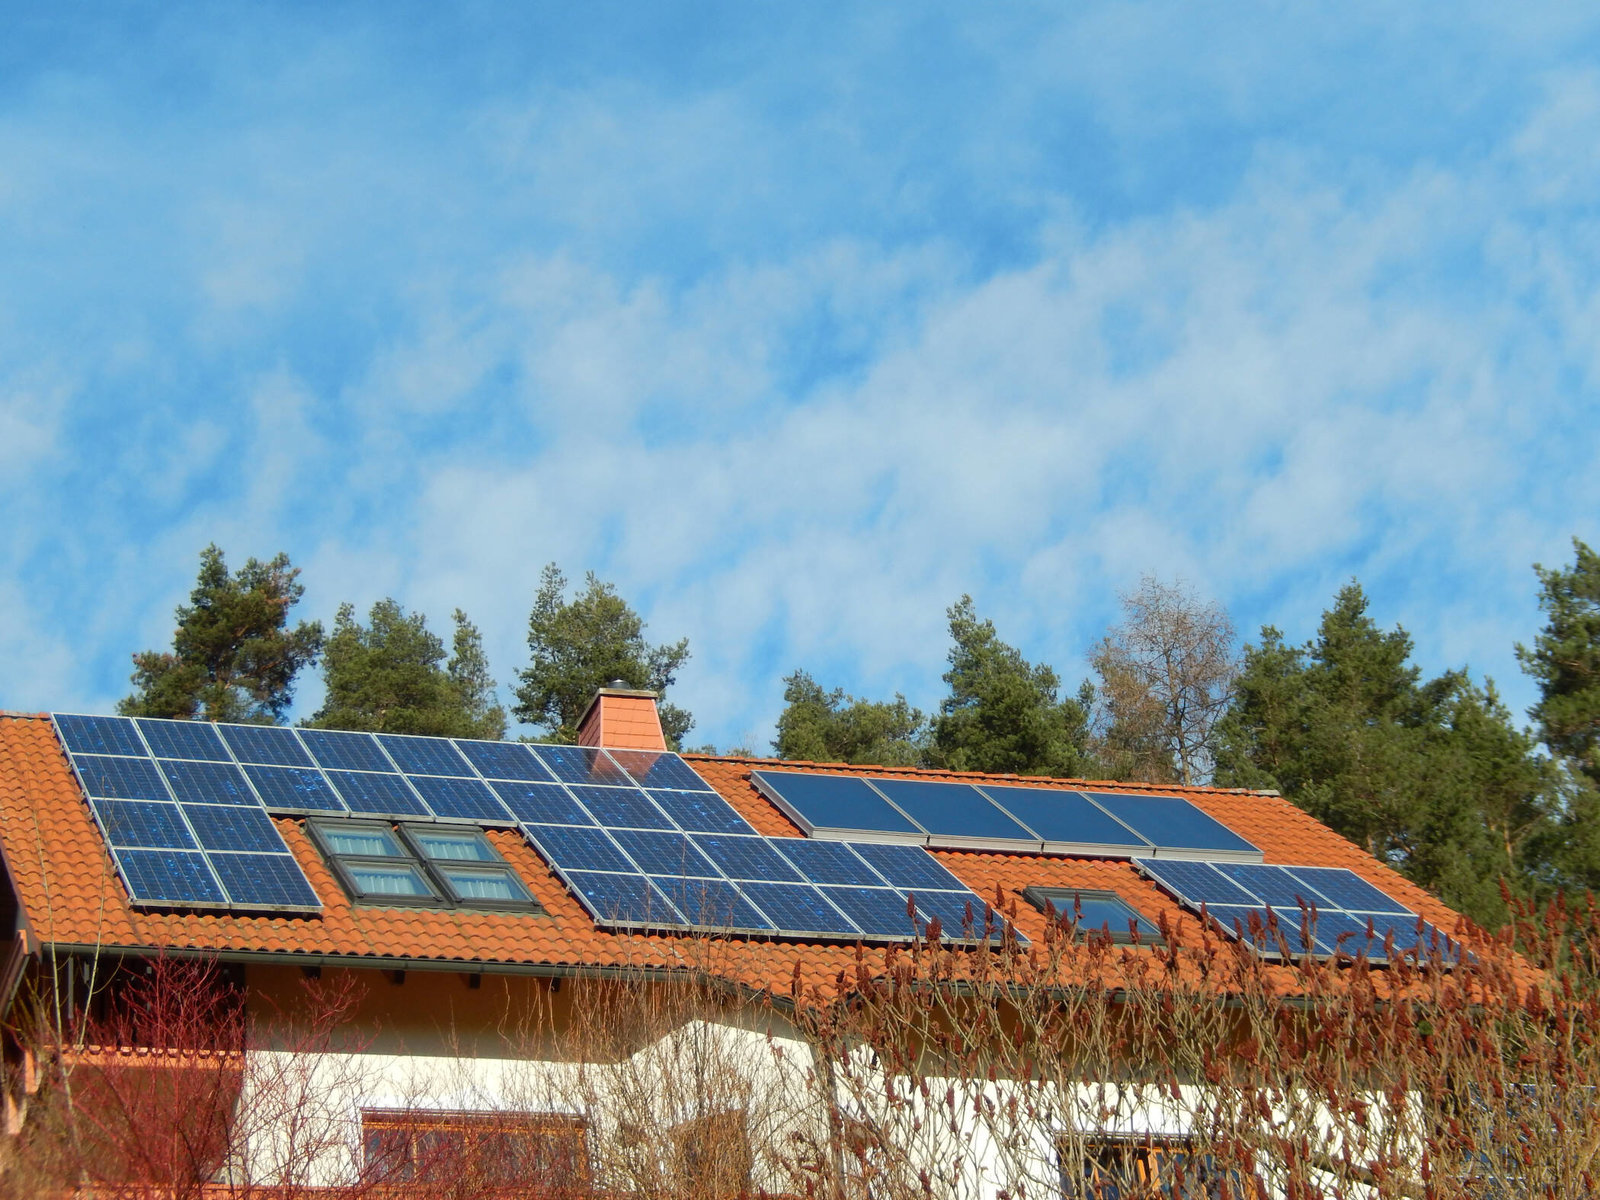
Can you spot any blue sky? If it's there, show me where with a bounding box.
[3,4,1598,751]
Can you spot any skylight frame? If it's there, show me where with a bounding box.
[307,819,542,914]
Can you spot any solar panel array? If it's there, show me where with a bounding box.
[1135,859,1454,961]
[52,715,1009,942]
[752,771,1261,861]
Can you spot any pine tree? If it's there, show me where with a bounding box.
[1518,538,1600,783]
[773,670,928,766]
[929,596,1095,778]
[308,600,505,739]
[119,545,323,725]
[513,565,692,747]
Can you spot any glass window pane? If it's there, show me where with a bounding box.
[414,830,496,862]
[326,828,404,858]
[351,864,433,897]
[442,867,527,902]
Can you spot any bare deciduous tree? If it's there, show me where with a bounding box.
[1092,576,1239,785]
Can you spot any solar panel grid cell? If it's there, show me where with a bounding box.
[977,786,1152,849]
[852,842,968,893]
[326,771,429,816]
[182,804,287,853]
[218,723,315,767]
[774,839,887,887]
[649,876,773,931]
[568,785,674,830]
[565,871,681,925]
[113,849,226,906]
[608,750,713,792]
[1215,863,1333,911]
[738,881,857,935]
[299,729,394,773]
[1088,793,1259,855]
[869,778,1035,842]
[751,771,924,837]
[531,746,630,787]
[135,719,231,762]
[692,834,805,883]
[75,755,172,802]
[92,799,196,849]
[493,781,594,826]
[456,739,552,782]
[1134,859,1259,908]
[820,886,917,938]
[55,714,147,757]
[647,789,753,834]
[609,829,719,877]
[242,764,345,812]
[210,852,321,908]
[159,759,258,806]
[408,775,514,823]
[377,734,474,777]
[521,825,636,874]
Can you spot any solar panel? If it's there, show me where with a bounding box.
[530,745,631,787]
[209,852,320,908]
[55,714,147,757]
[774,839,886,887]
[851,842,969,893]
[75,755,172,801]
[739,882,853,934]
[607,749,714,792]
[565,871,681,925]
[408,775,514,823]
[456,739,553,782]
[325,771,429,816]
[377,734,473,777]
[299,729,394,773]
[650,876,774,930]
[158,759,258,806]
[977,785,1153,852]
[1086,793,1258,857]
[910,890,995,939]
[92,799,196,849]
[1203,905,1318,954]
[135,718,230,762]
[609,830,719,877]
[692,834,806,883]
[568,785,674,830]
[820,887,917,937]
[1134,859,1259,908]
[492,781,594,826]
[868,779,1037,844]
[181,804,288,853]
[522,825,637,874]
[646,788,753,834]
[751,772,924,838]
[1286,866,1413,915]
[219,723,315,767]
[113,849,227,906]
[1215,863,1334,911]
[242,764,345,812]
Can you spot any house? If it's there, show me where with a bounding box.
[0,690,1502,1198]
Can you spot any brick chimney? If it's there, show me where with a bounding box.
[576,685,667,751]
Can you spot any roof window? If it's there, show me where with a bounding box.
[1022,887,1160,945]
[309,819,542,913]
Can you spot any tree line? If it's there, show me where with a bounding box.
[118,540,1600,927]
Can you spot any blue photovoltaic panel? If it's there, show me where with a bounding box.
[1286,867,1413,915]
[1309,911,1384,957]
[821,887,917,938]
[75,755,172,802]
[219,723,314,767]
[1216,863,1334,912]
[242,765,345,812]
[1203,905,1317,953]
[409,775,513,823]
[135,719,231,762]
[530,745,631,787]
[608,750,714,792]
[493,781,593,826]
[647,789,753,834]
[158,759,258,806]
[522,825,637,874]
[569,785,673,830]
[650,876,774,930]
[377,734,473,777]
[775,839,886,887]
[1135,859,1260,909]
[978,786,1153,850]
[869,779,1036,842]
[739,882,855,934]
[209,852,320,908]
[852,842,969,894]
[92,800,196,850]
[752,771,924,837]
[113,849,226,906]
[692,834,805,883]
[181,804,287,853]
[610,829,719,877]
[299,729,394,773]
[910,890,993,939]
[327,771,429,816]
[1086,793,1258,856]
[457,739,553,782]
[55,714,146,757]
[565,871,680,925]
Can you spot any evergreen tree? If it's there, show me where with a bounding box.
[929,596,1095,778]
[1518,538,1600,783]
[1214,582,1555,925]
[119,545,323,725]
[773,670,928,766]
[308,600,505,739]
[513,565,692,747]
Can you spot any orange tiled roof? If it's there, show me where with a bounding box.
[0,715,1479,1000]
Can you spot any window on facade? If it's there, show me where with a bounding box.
[361,1109,587,1189]
[1023,887,1160,945]
[309,820,541,912]
[1058,1138,1243,1199]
